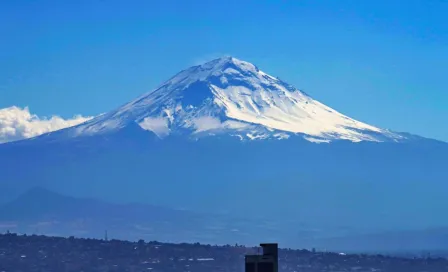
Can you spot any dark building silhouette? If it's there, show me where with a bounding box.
[245,243,278,272]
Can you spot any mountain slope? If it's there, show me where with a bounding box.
[41,57,408,143]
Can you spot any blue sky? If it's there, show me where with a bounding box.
[1,0,447,141]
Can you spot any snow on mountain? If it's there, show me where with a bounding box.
[69,56,405,143]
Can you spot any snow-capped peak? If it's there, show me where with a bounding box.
[71,56,405,143]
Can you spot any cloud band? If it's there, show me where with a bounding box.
[0,106,93,144]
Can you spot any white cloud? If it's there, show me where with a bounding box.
[0,106,94,144]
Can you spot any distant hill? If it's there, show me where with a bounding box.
[2,187,448,253]
[0,186,195,221]
[0,187,279,245]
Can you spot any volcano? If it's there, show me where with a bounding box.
[1,57,447,248]
[33,57,414,143]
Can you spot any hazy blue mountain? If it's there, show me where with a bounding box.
[2,187,448,253]
[0,57,447,250]
[0,187,286,245]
